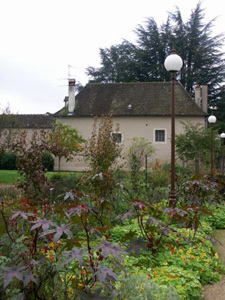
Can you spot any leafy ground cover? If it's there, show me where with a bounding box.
[0,169,225,299]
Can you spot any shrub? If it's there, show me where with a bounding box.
[125,137,155,194]
[84,112,122,174]
[50,172,82,197]
[0,152,17,170]
[147,170,170,188]
[42,152,54,171]
[116,274,179,300]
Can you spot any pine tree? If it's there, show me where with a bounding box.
[86,2,225,107]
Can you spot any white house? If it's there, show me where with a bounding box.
[54,80,208,171]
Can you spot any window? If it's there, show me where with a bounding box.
[111,132,122,144]
[154,129,166,143]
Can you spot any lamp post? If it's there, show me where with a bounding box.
[208,115,217,176]
[220,132,225,175]
[164,49,183,207]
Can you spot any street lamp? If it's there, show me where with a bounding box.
[164,49,183,207]
[208,114,217,176]
[220,132,225,175]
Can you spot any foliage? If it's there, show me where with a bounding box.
[178,174,222,206]
[7,130,53,199]
[87,2,225,107]
[214,86,225,132]
[111,223,224,300]
[203,203,225,229]
[175,122,221,174]
[42,152,54,171]
[147,170,170,188]
[125,137,155,194]
[0,133,225,299]
[0,190,127,299]
[116,274,179,300]
[161,163,193,185]
[48,122,85,171]
[84,112,122,174]
[0,152,17,170]
[4,129,80,201]
[0,106,21,152]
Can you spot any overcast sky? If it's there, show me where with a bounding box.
[0,0,224,114]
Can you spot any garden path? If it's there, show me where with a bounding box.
[202,229,225,300]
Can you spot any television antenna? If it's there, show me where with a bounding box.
[57,65,78,87]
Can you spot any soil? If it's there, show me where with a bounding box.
[202,229,225,300]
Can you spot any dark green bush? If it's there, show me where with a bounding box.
[161,163,193,184]
[50,172,81,197]
[0,152,17,170]
[147,170,170,188]
[42,152,54,171]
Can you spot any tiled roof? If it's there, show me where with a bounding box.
[0,114,56,129]
[55,82,207,117]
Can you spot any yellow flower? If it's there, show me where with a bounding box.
[140,285,144,291]
[215,253,219,259]
[163,261,168,266]
[200,253,207,258]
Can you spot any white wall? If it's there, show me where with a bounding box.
[55,115,206,171]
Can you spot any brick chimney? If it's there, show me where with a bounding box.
[68,79,76,113]
[195,84,208,113]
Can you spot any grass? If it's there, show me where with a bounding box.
[0,170,22,184]
[0,170,80,184]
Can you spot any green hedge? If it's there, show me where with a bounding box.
[0,152,54,171]
[0,152,17,170]
[42,152,54,171]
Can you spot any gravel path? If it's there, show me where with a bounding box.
[202,230,225,300]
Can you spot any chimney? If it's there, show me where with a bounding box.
[68,79,76,113]
[194,84,208,113]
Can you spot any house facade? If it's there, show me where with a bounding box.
[0,114,56,147]
[55,81,208,171]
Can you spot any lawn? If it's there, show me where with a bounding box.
[0,170,22,184]
[0,170,78,184]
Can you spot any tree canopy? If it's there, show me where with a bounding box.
[86,2,225,108]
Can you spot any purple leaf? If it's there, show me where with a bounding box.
[94,240,126,261]
[94,267,118,282]
[125,238,149,256]
[115,211,134,220]
[30,218,56,231]
[66,204,89,218]
[0,266,26,288]
[64,191,75,201]
[64,247,87,267]
[23,271,37,287]
[11,211,34,220]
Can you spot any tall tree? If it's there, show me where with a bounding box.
[86,2,225,107]
[87,41,140,83]
[170,3,225,103]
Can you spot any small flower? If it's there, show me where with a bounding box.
[49,253,54,261]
